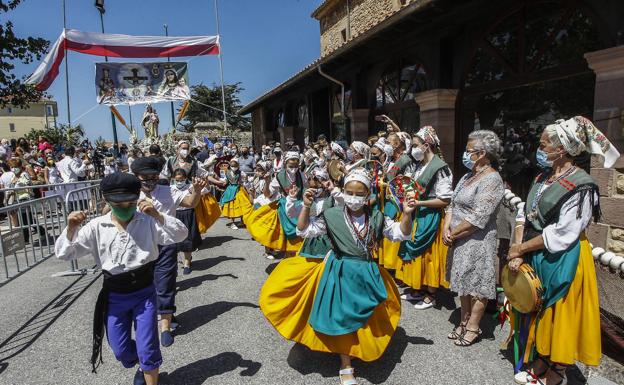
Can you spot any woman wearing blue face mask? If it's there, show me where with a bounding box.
[444,130,505,347]
[507,117,619,385]
[171,169,202,275]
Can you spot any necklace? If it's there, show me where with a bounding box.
[344,207,372,254]
[527,165,576,221]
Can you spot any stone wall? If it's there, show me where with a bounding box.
[319,0,410,57]
[589,166,624,254]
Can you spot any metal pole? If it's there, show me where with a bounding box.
[128,105,133,131]
[214,0,228,133]
[62,0,71,126]
[98,9,119,156]
[164,24,176,130]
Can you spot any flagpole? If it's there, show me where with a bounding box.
[97,4,119,156]
[62,0,71,126]
[164,24,176,130]
[214,0,228,133]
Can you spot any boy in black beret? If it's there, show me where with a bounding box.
[55,173,188,385]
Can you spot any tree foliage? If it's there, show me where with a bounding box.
[180,82,250,132]
[0,0,50,108]
[24,124,85,147]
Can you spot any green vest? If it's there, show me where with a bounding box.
[323,206,384,260]
[525,169,597,232]
[413,155,448,199]
[298,196,335,259]
[276,169,303,200]
[225,170,240,185]
[385,154,413,182]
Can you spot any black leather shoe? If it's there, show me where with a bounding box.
[133,368,146,385]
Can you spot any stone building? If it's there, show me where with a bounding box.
[0,99,58,139]
[240,0,624,360]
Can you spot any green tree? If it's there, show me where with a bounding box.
[25,123,85,147]
[0,0,50,108]
[180,82,251,132]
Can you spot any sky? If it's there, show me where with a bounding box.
[6,0,323,142]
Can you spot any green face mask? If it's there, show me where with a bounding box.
[110,205,137,222]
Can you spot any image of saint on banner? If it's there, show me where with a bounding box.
[95,62,190,105]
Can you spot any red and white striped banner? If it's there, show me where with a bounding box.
[27,29,220,91]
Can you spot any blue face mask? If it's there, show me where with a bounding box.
[536,149,553,169]
[462,151,475,170]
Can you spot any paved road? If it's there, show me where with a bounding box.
[0,218,619,385]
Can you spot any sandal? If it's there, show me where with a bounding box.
[454,328,481,346]
[447,322,466,340]
[548,364,567,385]
[339,367,359,385]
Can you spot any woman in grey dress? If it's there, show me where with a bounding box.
[443,130,504,346]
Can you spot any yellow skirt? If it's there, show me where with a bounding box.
[533,237,601,366]
[195,194,221,233]
[259,256,401,362]
[375,238,401,271]
[246,201,303,252]
[395,224,449,290]
[221,188,253,220]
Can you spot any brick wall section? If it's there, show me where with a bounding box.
[319,0,407,57]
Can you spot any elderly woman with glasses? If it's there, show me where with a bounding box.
[444,130,505,347]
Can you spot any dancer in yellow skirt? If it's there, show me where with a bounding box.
[376,131,415,271]
[246,151,308,256]
[250,161,281,259]
[219,158,253,230]
[260,168,416,385]
[395,126,452,310]
[507,116,620,385]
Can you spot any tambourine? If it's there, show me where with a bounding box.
[501,264,544,314]
[386,175,422,210]
[328,159,345,182]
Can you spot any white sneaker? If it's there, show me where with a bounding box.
[514,371,537,384]
[400,292,424,301]
[229,223,239,230]
[413,299,435,310]
[265,254,275,260]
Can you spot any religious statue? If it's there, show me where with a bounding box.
[141,104,160,138]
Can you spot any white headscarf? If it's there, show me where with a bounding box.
[416,126,440,147]
[547,116,620,168]
[330,141,346,159]
[284,151,300,162]
[373,139,393,158]
[344,168,371,190]
[177,140,190,148]
[351,141,370,159]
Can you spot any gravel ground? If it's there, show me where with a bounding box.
[0,218,620,385]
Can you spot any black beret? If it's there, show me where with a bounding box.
[100,172,141,203]
[130,156,162,175]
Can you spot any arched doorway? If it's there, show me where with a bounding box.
[458,0,611,198]
[375,60,428,134]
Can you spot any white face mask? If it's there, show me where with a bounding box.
[179,149,189,158]
[343,194,367,211]
[230,166,239,172]
[411,147,424,161]
[174,181,188,190]
[287,166,298,174]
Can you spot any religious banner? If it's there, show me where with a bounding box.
[26,29,218,91]
[95,62,190,105]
